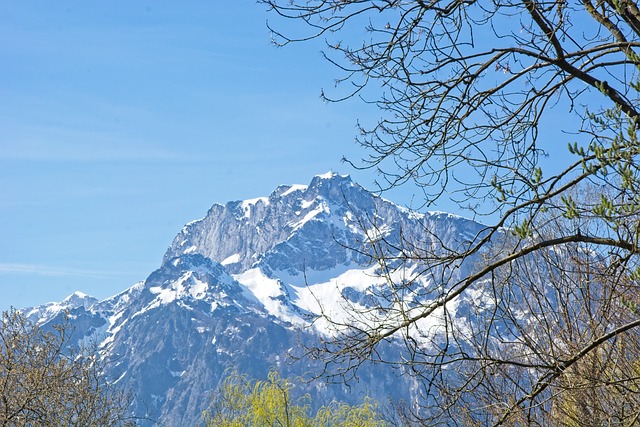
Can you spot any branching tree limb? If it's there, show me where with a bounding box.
[262,1,640,425]
[0,309,135,427]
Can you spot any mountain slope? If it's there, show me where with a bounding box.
[23,172,490,426]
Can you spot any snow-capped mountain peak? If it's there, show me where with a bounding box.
[24,173,491,426]
[162,173,371,274]
[23,290,99,324]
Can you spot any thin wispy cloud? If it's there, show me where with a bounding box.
[0,263,133,279]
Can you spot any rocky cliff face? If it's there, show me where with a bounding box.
[24,173,491,426]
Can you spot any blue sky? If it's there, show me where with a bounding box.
[1,1,443,311]
[0,1,588,313]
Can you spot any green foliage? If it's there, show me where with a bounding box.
[201,370,386,427]
[314,399,385,427]
[511,218,531,238]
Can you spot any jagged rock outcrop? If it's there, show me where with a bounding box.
[24,173,490,426]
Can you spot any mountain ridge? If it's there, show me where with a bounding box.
[21,172,490,426]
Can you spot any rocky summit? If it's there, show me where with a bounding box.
[23,173,489,426]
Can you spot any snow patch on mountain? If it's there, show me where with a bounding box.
[234,268,305,326]
[288,202,328,231]
[281,184,308,197]
[241,197,269,218]
[149,271,210,304]
[221,253,241,266]
[316,171,341,179]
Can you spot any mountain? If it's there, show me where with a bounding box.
[23,172,489,426]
